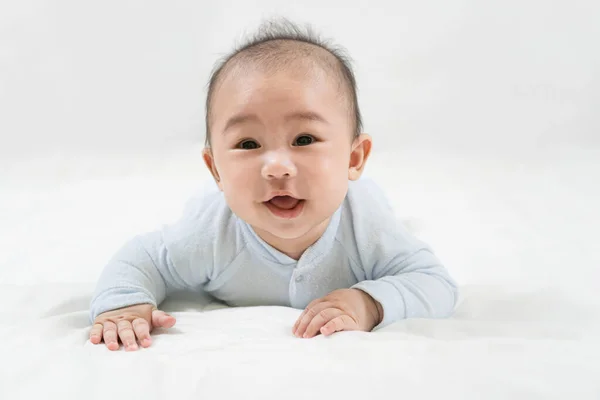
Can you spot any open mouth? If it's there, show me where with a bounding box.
[264,196,305,219]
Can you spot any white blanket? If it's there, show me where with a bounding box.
[1,146,599,399]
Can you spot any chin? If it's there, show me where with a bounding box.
[239,202,334,242]
[261,221,314,240]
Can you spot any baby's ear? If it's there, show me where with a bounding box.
[348,134,372,181]
[202,147,223,190]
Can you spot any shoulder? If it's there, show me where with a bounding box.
[162,180,244,269]
[346,178,394,213]
[340,178,426,262]
[345,178,399,232]
[166,180,232,238]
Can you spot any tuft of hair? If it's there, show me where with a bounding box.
[204,17,363,146]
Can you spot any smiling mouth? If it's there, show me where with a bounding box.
[264,196,305,219]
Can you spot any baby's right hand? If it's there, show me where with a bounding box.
[89,304,176,351]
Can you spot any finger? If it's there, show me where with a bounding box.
[292,312,305,335]
[294,302,333,338]
[132,318,152,348]
[320,314,357,336]
[304,308,344,339]
[293,297,328,334]
[292,310,306,334]
[151,310,176,329]
[89,323,104,344]
[117,320,138,351]
[102,321,120,351]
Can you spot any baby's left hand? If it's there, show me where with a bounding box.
[292,288,383,338]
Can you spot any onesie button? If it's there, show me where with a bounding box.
[295,275,304,283]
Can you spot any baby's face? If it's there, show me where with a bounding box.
[204,65,370,244]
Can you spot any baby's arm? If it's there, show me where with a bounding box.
[352,242,458,329]
[348,179,458,329]
[88,227,204,351]
[89,229,196,322]
[90,187,232,322]
[89,187,230,349]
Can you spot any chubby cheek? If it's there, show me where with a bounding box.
[223,159,253,184]
[218,156,260,211]
[301,151,349,202]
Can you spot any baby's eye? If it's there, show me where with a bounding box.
[294,135,315,146]
[238,140,260,150]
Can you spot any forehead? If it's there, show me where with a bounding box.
[210,64,347,126]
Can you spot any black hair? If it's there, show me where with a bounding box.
[204,18,363,146]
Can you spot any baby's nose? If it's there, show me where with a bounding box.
[261,151,297,180]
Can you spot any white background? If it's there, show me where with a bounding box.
[1,0,598,158]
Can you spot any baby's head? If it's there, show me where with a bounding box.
[203,20,372,253]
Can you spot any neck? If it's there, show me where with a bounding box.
[252,217,331,260]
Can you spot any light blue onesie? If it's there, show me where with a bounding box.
[89,178,458,329]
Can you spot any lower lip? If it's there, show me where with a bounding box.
[264,199,306,219]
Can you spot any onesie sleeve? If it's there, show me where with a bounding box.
[348,179,459,329]
[89,186,234,322]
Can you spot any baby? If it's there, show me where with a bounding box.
[89,20,458,351]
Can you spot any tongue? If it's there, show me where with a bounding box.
[269,196,300,210]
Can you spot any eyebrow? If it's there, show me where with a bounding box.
[222,111,329,133]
